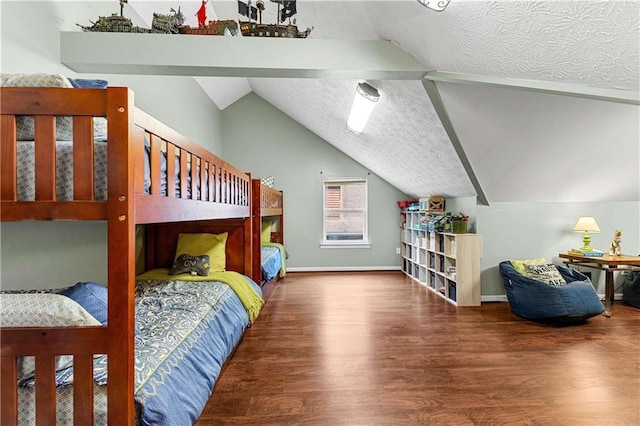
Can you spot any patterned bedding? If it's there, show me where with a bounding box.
[15,276,262,426]
[18,385,108,425]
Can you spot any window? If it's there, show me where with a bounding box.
[322,178,369,247]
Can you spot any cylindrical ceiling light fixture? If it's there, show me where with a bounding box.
[347,82,380,134]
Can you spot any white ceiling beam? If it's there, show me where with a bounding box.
[425,71,640,106]
[422,79,489,206]
[60,32,428,80]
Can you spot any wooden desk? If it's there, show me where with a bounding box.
[559,253,640,316]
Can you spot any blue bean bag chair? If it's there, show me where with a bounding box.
[499,261,604,323]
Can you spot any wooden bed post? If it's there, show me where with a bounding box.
[106,87,137,425]
[278,190,284,244]
[250,177,262,284]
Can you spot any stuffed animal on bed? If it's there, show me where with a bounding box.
[609,230,622,256]
[169,254,211,276]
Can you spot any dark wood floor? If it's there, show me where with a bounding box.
[197,271,640,425]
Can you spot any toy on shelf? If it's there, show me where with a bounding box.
[237,0,313,38]
[426,196,445,213]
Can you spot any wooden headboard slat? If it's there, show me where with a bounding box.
[73,116,95,200]
[35,356,57,424]
[34,116,56,201]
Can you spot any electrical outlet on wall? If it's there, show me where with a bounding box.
[396,247,401,255]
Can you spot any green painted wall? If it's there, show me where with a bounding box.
[221,93,409,270]
[0,1,222,289]
[478,201,640,296]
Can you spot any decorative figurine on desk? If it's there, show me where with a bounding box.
[609,229,622,256]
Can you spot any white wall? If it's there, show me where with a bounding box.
[0,1,222,289]
[221,92,409,270]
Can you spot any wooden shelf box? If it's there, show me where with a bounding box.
[400,210,482,306]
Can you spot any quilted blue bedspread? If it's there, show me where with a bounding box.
[132,278,262,425]
[20,277,262,425]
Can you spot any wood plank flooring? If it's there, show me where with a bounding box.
[197,271,640,425]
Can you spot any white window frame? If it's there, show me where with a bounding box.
[321,177,371,249]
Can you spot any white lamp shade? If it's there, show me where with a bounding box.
[573,216,600,233]
[347,82,380,134]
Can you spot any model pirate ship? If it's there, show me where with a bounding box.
[78,0,236,36]
[178,0,239,36]
[78,0,184,33]
[237,0,313,38]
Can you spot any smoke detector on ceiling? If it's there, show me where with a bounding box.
[417,0,451,12]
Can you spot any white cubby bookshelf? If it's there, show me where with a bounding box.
[400,209,482,306]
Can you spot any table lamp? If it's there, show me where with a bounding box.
[573,216,600,252]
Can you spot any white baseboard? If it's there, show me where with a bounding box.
[481,293,624,303]
[481,295,508,302]
[286,266,402,272]
[281,270,626,303]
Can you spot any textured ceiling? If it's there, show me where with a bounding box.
[132,0,640,202]
[251,78,476,198]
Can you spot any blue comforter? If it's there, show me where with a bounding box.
[20,277,262,425]
[133,278,262,425]
[262,245,283,282]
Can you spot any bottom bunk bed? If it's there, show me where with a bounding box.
[0,81,261,425]
[251,178,287,287]
[261,243,287,282]
[1,221,264,426]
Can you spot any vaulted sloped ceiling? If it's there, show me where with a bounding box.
[129,0,639,203]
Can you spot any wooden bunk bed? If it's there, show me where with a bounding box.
[0,85,258,425]
[250,178,286,295]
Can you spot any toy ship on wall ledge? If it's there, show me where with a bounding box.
[78,0,237,36]
[78,0,185,33]
[78,0,311,38]
[237,0,313,38]
[178,0,239,36]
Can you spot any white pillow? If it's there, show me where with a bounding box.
[0,73,72,88]
[524,263,567,287]
[0,293,101,380]
[259,176,275,188]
